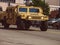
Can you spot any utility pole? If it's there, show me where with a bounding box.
[8,0,11,6]
[59,0,60,6]
[8,2,10,6]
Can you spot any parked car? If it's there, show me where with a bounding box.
[48,18,60,29]
[52,18,60,29]
[48,18,56,26]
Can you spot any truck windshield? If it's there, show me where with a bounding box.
[19,8,27,12]
[29,8,39,13]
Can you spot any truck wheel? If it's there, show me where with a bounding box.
[4,24,9,29]
[18,20,31,30]
[17,24,22,30]
[24,20,31,30]
[3,16,9,29]
[40,21,48,31]
[16,17,31,30]
[16,17,23,30]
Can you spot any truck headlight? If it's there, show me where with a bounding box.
[28,16,32,19]
[41,17,44,19]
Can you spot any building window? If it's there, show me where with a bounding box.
[0,0,15,3]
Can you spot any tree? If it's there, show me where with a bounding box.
[32,0,50,15]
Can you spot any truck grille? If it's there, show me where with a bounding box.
[32,17,41,19]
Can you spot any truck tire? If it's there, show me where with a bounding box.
[4,24,9,29]
[3,16,9,29]
[16,17,23,30]
[16,17,31,30]
[23,20,31,30]
[18,20,31,30]
[40,21,48,31]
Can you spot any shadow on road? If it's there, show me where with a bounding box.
[0,27,40,31]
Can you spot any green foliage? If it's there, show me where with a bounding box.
[32,0,50,15]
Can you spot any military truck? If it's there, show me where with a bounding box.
[0,5,49,31]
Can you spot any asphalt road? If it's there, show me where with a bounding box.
[0,25,60,45]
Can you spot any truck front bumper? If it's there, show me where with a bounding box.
[27,16,49,21]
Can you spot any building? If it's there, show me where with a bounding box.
[0,0,60,11]
[0,0,32,11]
[45,0,59,6]
[45,0,60,11]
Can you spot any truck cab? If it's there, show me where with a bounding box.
[17,6,48,21]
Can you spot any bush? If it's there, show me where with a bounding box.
[32,0,50,15]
